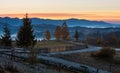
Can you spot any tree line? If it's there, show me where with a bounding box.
[46,22,70,41]
[1,13,119,49]
[0,13,80,49]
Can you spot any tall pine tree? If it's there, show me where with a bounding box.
[61,22,69,40]
[16,13,36,48]
[1,25,12,48]
[74,29,79,41]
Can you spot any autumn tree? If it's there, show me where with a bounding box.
[54,26,61,41]
[74,29,79,41]
[61,22,70,40]
[16,13,36,48]
[45,29,51,41]
[1,25,12,48]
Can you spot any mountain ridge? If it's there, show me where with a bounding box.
[0,17,120,40]
[0,17,120,28]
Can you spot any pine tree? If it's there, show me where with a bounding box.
[1,25,12,48]
[61,22,69,40]
[16,13,36,48]
[54,26,61,41]
[74,29,79,41]
[45,29,51,41]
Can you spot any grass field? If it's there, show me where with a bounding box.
[35,40,74,48]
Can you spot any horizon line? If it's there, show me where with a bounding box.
[0,13,120,24]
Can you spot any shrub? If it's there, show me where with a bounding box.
[92,47,116,58]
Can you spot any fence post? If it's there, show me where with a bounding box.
[96,68,99,73]
[109,64,112,72]
[11,48,15,61]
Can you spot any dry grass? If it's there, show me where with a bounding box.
[53,51,120,73]
[35,41,73,48]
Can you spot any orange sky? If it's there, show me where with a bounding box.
[0,0,120,24]
[0,11,120,24]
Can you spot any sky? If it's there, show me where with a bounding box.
[0,0,120,24]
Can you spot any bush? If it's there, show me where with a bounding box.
[92,47,116,58]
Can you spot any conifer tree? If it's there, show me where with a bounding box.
[45,29,51,41]
[61,22,69,40]
[16,13,36,48]
[1,25,12,47]
[54,26,61,41]
[74,29,79,41]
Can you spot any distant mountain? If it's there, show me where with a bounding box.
[0,17,120,28]
[33,25,120,40]
[0,17,22,26]
[0,20,19,34]
[0,17,120,40]
[31,18,120,28]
